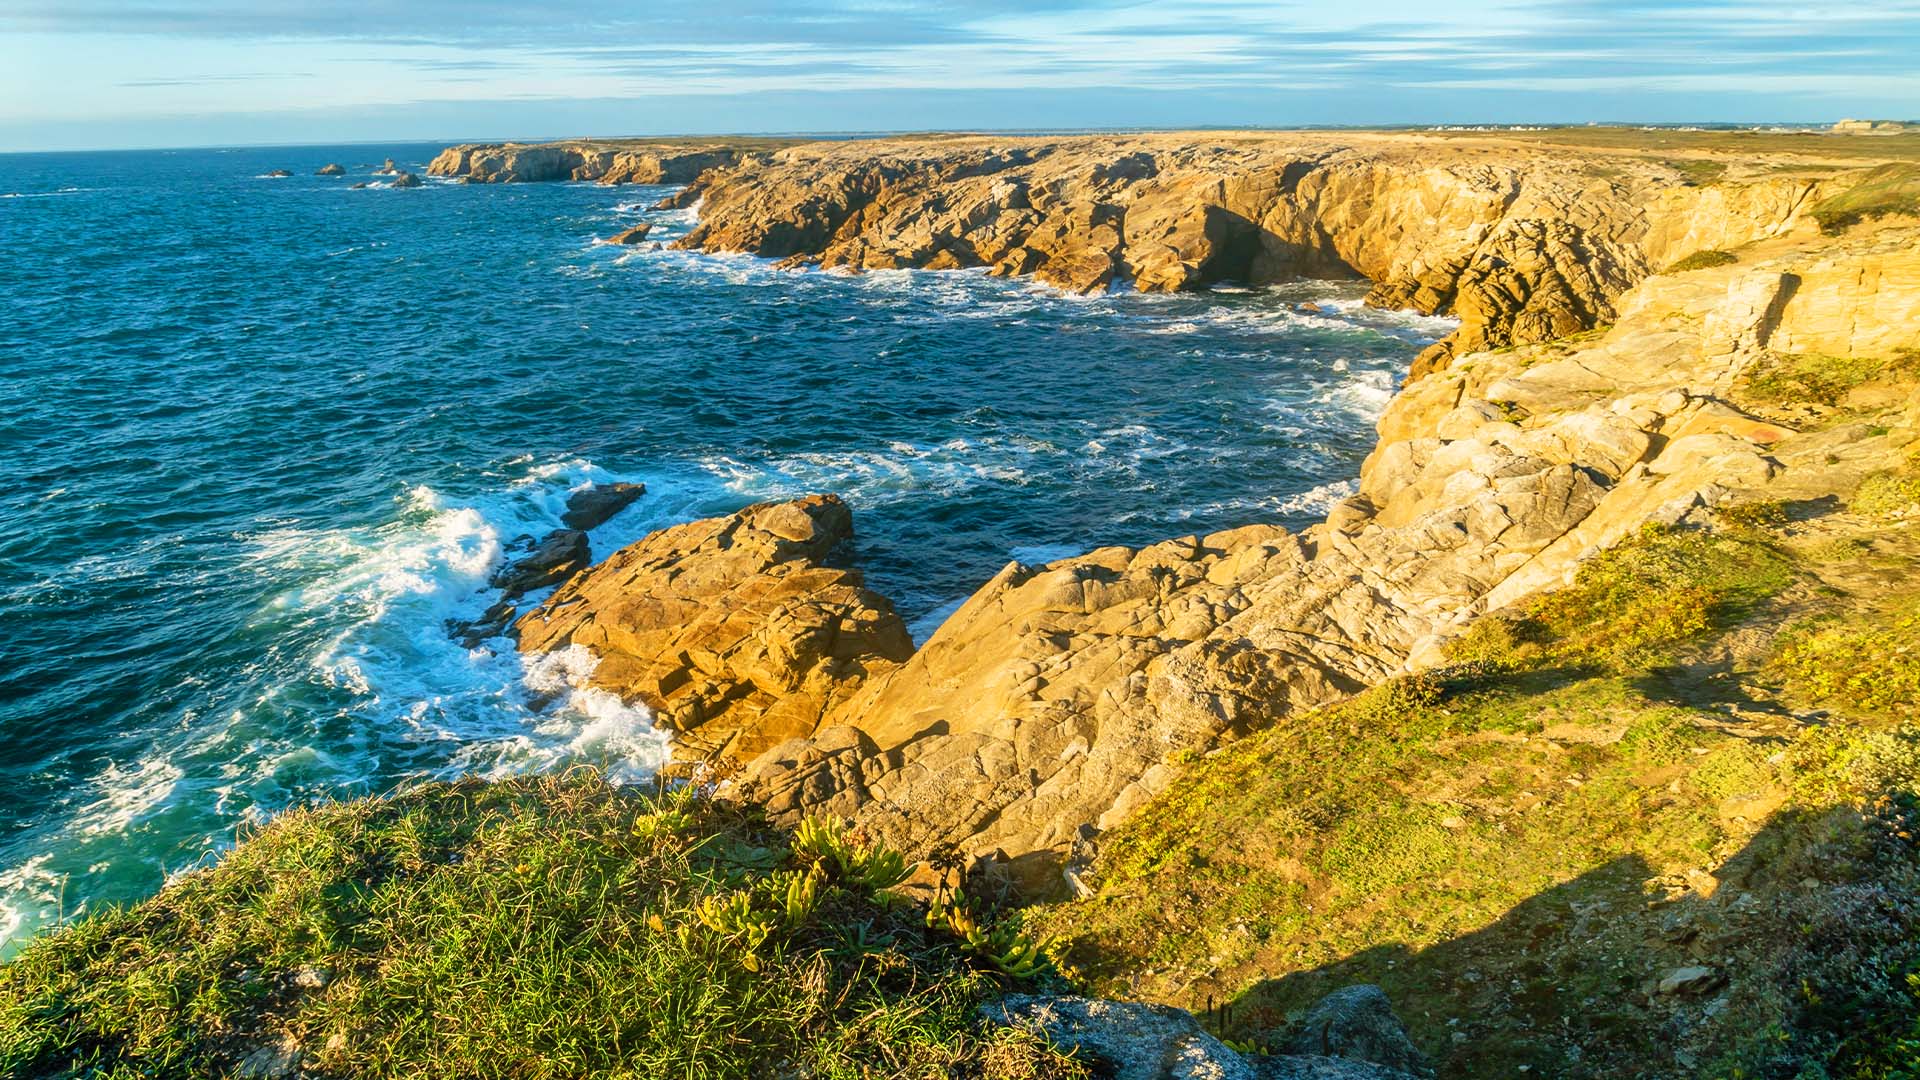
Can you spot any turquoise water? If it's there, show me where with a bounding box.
[0,143,1452,945]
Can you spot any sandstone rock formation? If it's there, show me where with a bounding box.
[390,171,423,189]
[515,495,914,766]
[316,163,345,176]
[729,219,1920,888]
[375,158,399,175]
[427,141,745,185]
[668,132,1862,376]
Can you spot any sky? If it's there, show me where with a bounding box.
[2,1,1918,151]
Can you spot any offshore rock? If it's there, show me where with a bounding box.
[516,496,913,767]
[375,157,399,175]
[390,171,423,189]
[562,482,647,530]
[316,163,345,176]
[604,223,653,246]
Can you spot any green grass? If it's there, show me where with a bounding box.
[1773,599,1920,714]
[0,774,1083,1080]
[1853,469,1920,519]
[1666,248,1738,272]
[1446,523,1793,668]
[1740,349,1920,408]
[1809,163,1920,233]
[1030,523,1920,1077]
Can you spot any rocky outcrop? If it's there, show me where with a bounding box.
[728,220,1920,888]
[491,530,590,598]
[316,163,345,177]
[561,482,646,531]
[983,994,1422,1079]
[488,131,1919,890]
[603,223,653,246]
[427,141,745,185]
[515,495,914,766]
[390,172,423,189]
[375,158,399,175]
[1280,986,1431,1077]
[669,133,1855,376]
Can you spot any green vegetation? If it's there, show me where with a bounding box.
[0,774,1081,1080]
[1809,163,1920,233]
[1664,158,1730,186]
[1740,348,1920,408]
[1034,523,1920,1078]
[1774,599,1920,714]
[1448,523,1792,667]
[1853,455,1920,519]
[1666,248,1738,272]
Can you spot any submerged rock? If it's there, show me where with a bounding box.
[263,169,292,178]
[490,529,589,598]
[561,482,646,530]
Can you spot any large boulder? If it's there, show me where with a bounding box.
[983,994,1422,1080]
[515,496,913,766]
[1277,985,1431,1077]
[561,482,646,530]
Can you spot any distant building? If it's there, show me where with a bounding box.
[1834,119,1913,134]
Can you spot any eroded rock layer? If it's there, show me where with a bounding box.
[669,132,1840,375]
[426,141,744,185]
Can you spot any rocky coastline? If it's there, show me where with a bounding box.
[480,132,1920,894]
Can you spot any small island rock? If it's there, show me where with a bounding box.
[390,171,423,189]
[604,223,653,246]
[316,163,345,176]
[561,482,647,531]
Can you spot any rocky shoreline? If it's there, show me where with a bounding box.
[472,132,1920,899]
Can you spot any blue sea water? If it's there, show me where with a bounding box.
[0,143,1454,946]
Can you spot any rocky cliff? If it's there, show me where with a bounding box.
[426,139,748,185]
[670,132,1850,375]
[501,135,1920,894]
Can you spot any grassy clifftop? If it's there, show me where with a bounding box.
[0,776,1078,1080]
[1033,508,1920,1079]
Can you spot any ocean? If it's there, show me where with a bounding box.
[0,142,1454,947]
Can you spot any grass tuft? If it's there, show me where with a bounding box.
[1666,248,1738,272]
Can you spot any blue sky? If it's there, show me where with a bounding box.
[2,1,1917,151]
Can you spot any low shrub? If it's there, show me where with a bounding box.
[1773,602,1920,715]
[1667,249,1738,272]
